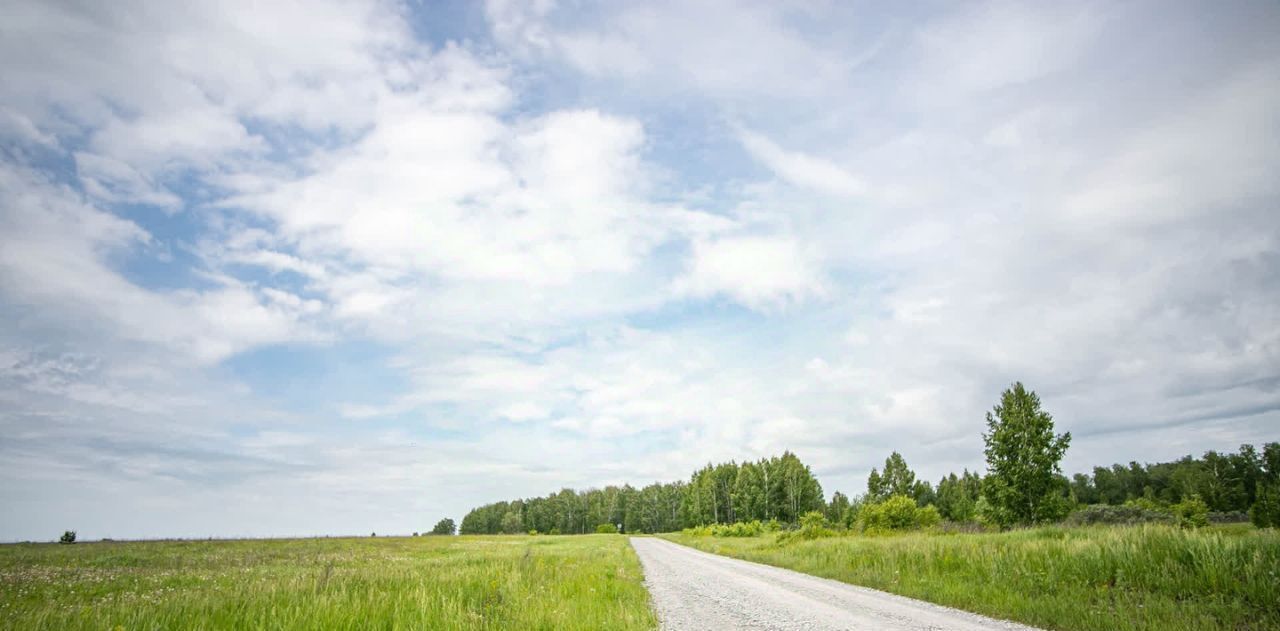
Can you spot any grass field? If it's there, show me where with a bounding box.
[665,524,1280,631]
[0,534,655,630]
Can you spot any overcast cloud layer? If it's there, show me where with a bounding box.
[2,0,1278,540]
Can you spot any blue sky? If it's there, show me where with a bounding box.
[1,0,1278,540]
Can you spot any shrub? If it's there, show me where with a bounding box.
[777,512,837,543]
[1170,496,1209,529]
[412,532,419,537]
[528,529,539,535]
[431,518,457,536]
[860,495,921,532]
[915,505,942,528]
[718,521,764,537]
[59,531,76,545]
[1124,496,1167,513]
[595,523,618,534]
[681,521,766,537]
[1064,504,1173,526]
[799,511,827,530]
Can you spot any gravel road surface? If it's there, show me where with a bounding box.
[631,537,1042,631]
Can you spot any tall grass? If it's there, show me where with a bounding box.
[0,534,656,630]
[665,524,1280,631]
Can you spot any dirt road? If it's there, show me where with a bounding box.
[630,537,1042,631]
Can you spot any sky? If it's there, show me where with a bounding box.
[1,0,1278,541]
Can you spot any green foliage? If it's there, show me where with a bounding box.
[777,511,837,542]
[58,531,75,545]
[799,510,826,530]
[881,452,916,499]
[429,518,455,536]
[683,520,765,537]
[982,382,1072,526]
[936,470,982,522]
[1249,480,1280,528]
[1072,443,1278,513]
[826,491,851,525]
[866,469,884,502]
[859,495,925,532]
[666,524,1280,631]
[1125,495,1167,513]
[914,505,941,528]
[595,523,618,534]
[500,511,523,534]
[0,534,656,630]
[867,452,921,503]
[1171,496,1209,529]
[462,451,825,534]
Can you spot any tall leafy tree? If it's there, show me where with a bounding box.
[881,452,917,498]
[936,471,982,522]
[982,382,1072,526]
[826,491,851,525]
[733,461,766,521]
[866,468,886,501]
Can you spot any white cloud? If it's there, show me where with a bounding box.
[0,163,320,364]
[737,130,867,198]
[674,236,826,310]
[2,0,1279,541]
[485,0,865,100]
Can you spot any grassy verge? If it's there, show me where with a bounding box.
[0,534,655,630]
[663,524,1280,631]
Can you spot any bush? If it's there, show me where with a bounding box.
[682,520,765,537]
[595,523,618,534]
[777,512,837,543]
[859,495,921,532]
[431,518,457,535]
[1171,496,1209,529]
[1125,496,1166,513]
[59,531,76,545]
[718,521,764,537]
[915,505,942,528]
[1064,504,1173,526]
[528,529,539,535]
[799,511,826,530]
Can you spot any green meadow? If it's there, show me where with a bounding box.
[0,534,655,630]
[665,523,1280,631]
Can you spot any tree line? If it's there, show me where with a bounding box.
[460,382,1280,533]
[460,452,824,534]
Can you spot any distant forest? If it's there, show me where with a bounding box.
[460,442,1279,534]
[460,381,1277,536]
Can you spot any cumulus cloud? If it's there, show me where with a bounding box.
[2,0,1278,540]
[674,236,826,310]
